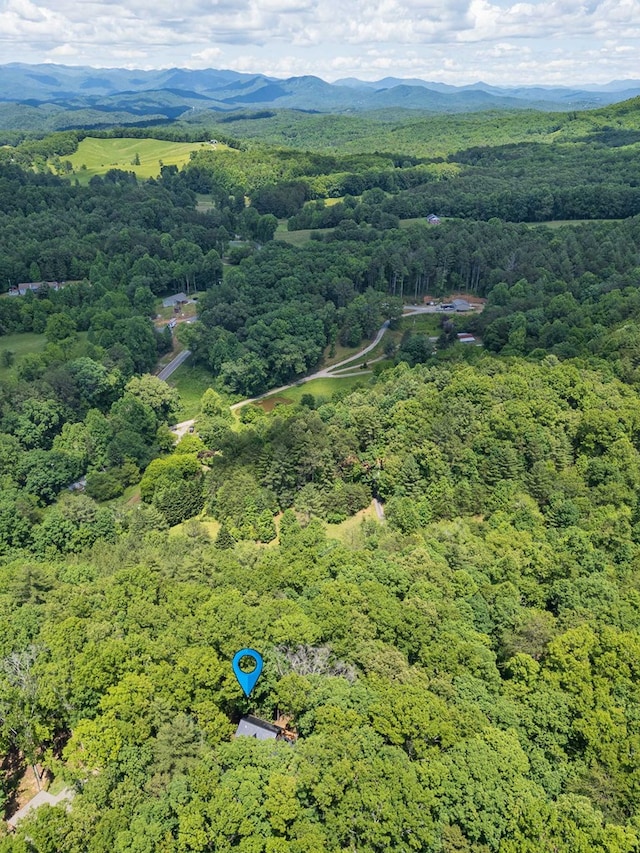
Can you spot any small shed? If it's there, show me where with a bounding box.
[452,298,473,312]
[457,333,476,344]
[427,214,441,225]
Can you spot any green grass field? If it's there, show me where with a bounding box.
[322,340,367,367]
[0,330,46,360]
[195,194,216,212]
[0,330,95,378]
[168,363,220,420]
[64,138,227,183]
[400,313,442,334]
[275,223,332,246]
[168,504,379,547]
[169,517,221,539]
[326,503,381,546]
[257,374,371,409]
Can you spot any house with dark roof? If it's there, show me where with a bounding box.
[162,292,188,308]
[235,715,298,743]
[235,716,282,741]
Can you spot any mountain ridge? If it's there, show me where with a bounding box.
[1,63,640,128]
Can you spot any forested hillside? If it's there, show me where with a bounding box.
[4,359,640,851]
[3,101,640,851]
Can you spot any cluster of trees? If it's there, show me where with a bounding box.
[473,263,640,378]
[0,163,227,293]
[180,243,403,395]
[379,139,640,222]
[176,99,640,224]
[192,95,640,159]
[180,210,640,394]
[0,358,181,557]
[300,210,640,304]
[182,145,398,199]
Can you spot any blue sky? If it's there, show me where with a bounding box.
[0,0,638,85]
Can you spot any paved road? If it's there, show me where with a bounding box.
[157,348,192,381]
[173,303,482,417]
[230,311,405,410]
[229,305,456,409]
[171,418,196,438]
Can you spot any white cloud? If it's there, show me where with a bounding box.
[191,47,223,66]
[0,0,638,84]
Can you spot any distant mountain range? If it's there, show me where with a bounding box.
[1,63,640,130]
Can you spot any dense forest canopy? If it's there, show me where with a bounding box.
[2,97,640,851]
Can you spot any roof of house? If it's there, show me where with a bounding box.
[162,292,188,307]
[235,715,283,741]
[452,298,473,310]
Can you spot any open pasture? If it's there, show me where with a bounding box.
[255,374,370,411]
[64,137,218,182]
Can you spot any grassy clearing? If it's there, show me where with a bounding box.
[332,334,398,369]
[64,137,222,183]
[0,330,88,378]
[196,194,215,212]
[275,223,332,246]
[326,503,380,546]
[257,374,371,410]
[168,363,219,420]
[101,482,141,509]
[277,216,446,247]
[167,505,381,548]
[322,341,365,367]
[400,313,442,334]
[331,315,441,371]
[0,331,47,377]
[169,517,221,539]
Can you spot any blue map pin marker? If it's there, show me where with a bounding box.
[232,648,263,697]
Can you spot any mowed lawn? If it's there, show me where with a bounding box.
[275,222,333,245]
[0,329,90,379]
[65,137,218,182]
[256,374,371,410]
[0,331,47,377]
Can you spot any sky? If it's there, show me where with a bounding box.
[0,0,639,86]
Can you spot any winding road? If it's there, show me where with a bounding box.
[168,304,483,525]
[171,303,479,432]
[229,305,449,410]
